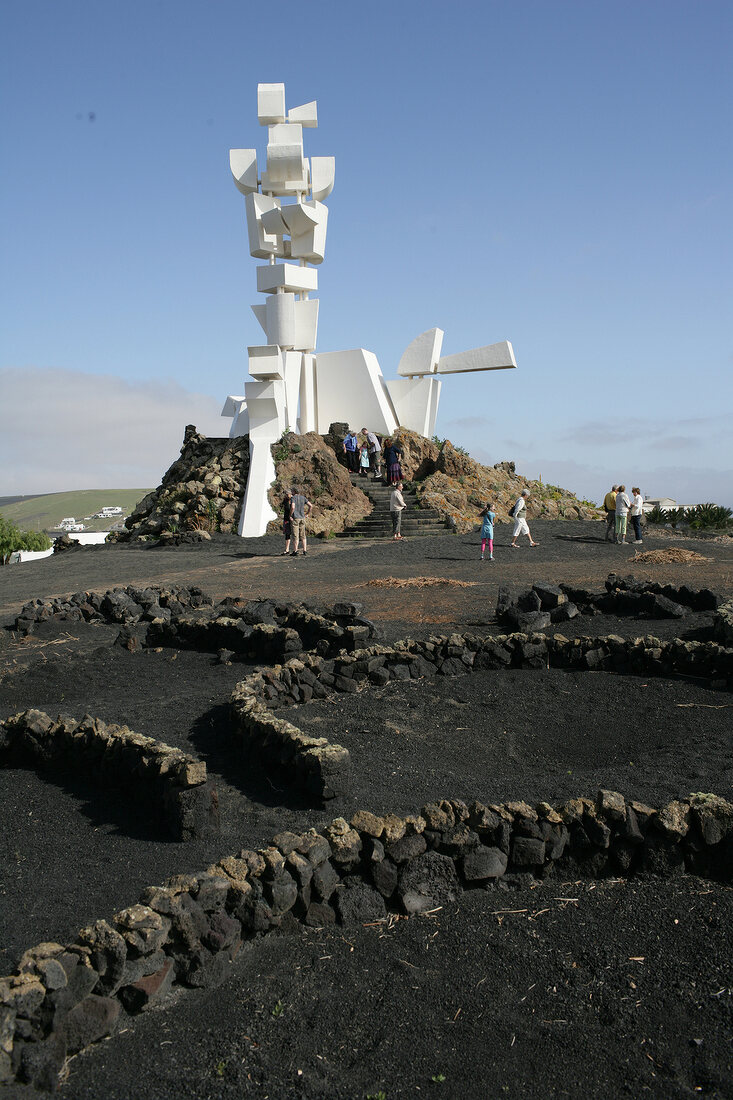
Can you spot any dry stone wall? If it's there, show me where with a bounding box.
[0,711,217,841]
[227,627,733,802]
[713,597,733,647]
[3,789,733,1090]
[495,574,722,633]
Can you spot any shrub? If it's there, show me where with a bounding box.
[686,503,732,530]
[0,515,52,562]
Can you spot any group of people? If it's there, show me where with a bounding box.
[603,485,644,544]
[342,428,404,485]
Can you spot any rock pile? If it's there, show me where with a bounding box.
[14,584,213,635]
[495,574,721,633]
[121,426,249,539]
[266,429,371,536]
[3,789,732,1089]
[375,429,600,532]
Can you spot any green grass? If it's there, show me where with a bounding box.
[0,489,151,533]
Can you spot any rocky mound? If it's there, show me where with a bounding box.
[387,428,599,533]
[266,430,371,537]
[119,423,597,541]
[121,426,249,539]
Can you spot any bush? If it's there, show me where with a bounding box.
[647,502,733,531]
[685,503,733,531]
[0,515,52,562]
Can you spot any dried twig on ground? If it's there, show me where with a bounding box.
[358,576,477,589]
[631,548,709,564]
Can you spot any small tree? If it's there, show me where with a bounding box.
[0,515,52,563]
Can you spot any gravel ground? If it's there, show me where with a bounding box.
[1,520,733,1098]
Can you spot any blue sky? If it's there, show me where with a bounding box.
[2,0,731,505]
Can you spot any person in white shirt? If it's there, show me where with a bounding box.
[614,484,632,544]
[390,482,406,540]
[630,487,644,543]
[510,490,538,548]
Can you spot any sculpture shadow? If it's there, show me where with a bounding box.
[189,703,316,813]
[553,533,608,545]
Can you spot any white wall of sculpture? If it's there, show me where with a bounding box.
[223,83,517,537]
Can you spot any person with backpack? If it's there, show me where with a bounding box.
[510,490,538,548]
[614,484,632,545]
[342,429,359,473]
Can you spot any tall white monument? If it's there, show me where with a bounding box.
[224,83,517,536]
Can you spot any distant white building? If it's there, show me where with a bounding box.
[98,506,123,516]
[643,497,677,513]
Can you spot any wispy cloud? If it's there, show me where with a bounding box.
[0,367,225,494]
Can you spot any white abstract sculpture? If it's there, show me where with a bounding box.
[223,84,517,536]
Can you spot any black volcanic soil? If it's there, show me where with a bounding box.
[1,520,733,1099]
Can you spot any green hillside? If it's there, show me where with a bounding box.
[0,489,151,533]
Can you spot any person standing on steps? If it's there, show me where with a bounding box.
[603,484,619,542]
[479,501,496,560]
[615,484,632,545]
[343,428,359,473]
[384,438,404,484]
[510,490,538,548]
[630,487,644,543]
[390,481,407,540]
[281,488,293,555]
[289,487,312,556]
[362,427,381,479]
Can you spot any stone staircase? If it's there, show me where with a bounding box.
[338,473,453,538]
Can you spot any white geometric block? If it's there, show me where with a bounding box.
[244,192,281,258]
[256,263,318,294]
[314,349,398,436]
[265,293,296,349]
[310,156,335,201]
[278,200,320,236]
[298,353,317,433]
[293,298,319,351]
[260,206,289,236]
[248,345,284,380]
[386,376,442,438]
[230,149,258,195]
[260,171,309,196]
[283,350,302,430]
[266,124,305,183]
[222,394,249,438]
[397,328,444,377]
[288,101,318,127]
[437,340,517,374]
[238,378,285,536]
[258,83,286,126]
[222,394,246,417]
[251,303,267,338]
[290,203,328,264]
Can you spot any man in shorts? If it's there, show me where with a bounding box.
[289,487,312,556]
